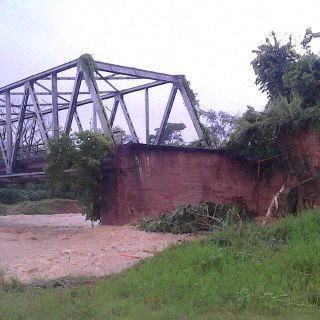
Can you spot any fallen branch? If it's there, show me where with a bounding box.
[139,201,252,234]
[264,183,286,225]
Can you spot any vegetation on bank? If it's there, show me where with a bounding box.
[227,31,320,159]
[0,182,74,205]
[0,199,82,216]
[0,182,79,216]
[1,209,320,319]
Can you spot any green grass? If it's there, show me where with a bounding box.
[2,209,320,319]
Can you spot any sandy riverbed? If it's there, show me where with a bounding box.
[0,213,188,283]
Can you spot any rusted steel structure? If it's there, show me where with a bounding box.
[0,58,207,177]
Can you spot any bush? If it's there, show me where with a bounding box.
[0,182,75,205]
[20,189,51,201]
[0,188,28,205]
[0,188,54,205]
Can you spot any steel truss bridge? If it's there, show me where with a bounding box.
[0,57,207,179]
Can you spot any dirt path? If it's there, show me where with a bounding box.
[0,214,188,283]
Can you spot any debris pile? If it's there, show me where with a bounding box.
[139,201,252,234]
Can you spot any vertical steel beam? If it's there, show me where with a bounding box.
[5,91,12,172]
[145,88,150,144]
[64,67,83,134]
[0,133,9,173]
[28,82,49,144]
[154,85,177,145]
[177,81,208,147]
[118,95,139,143]
[51,72,59,138]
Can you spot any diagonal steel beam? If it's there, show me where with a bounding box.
[110,96,119,127]
[10,86,29,171]
[64,67,83,134]
[118,95,139,143]
[5,91,12,164]
[82,68,112,135]
[177,81,208,147]
[154,85,178,145]
[96,70,119,91]
[74,110,83,132]
[92,104,97,132]
[27,82,49,144]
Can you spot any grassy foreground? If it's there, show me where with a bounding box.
[2,209,320,319]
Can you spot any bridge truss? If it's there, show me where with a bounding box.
[0,58,207,175]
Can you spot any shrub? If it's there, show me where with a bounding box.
[0,188,28,205]
[21,189,51,201]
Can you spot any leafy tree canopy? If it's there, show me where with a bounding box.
[113,126,132,144]
[251,32,299,99]
[282,54,320,108]
[150,123,186,146]
[200,110,237,148]
[228,30,320,159]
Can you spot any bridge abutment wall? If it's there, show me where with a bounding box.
[101,144,287,225]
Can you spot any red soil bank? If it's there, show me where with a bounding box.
[101,130,320,225]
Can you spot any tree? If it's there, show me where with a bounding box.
[150,123,186,145]
[45,131,114,222]
[282,54,320,108]
[251,32,299,99]
[112,126,132,144]
[200,110,237,148]
[252,31,320,109]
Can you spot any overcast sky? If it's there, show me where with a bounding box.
[1,0,320,140]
